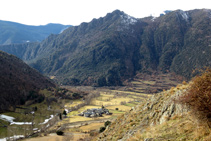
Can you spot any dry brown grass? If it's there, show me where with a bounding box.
[204,133,211,141]
[164,116,170,121]
[79,122,104,132]
[170,87,175,94]
[106,105,131,111]
[193,125,210,140]
[127,131,143,141]
[182,81,187,85]
[171,115,182,120]
[180,69,211,125]
[91,96,134,106]
[65,100,83,108]
[127,114,201,140]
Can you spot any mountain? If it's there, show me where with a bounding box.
[0,10,146,86]
[0,20,71,45]
[140,9,211,78]
[0,51,56,112]
[0,9,210,86]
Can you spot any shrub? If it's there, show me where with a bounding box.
[99,127,106,133]
[56,130,64,135]
[180,69,211,121]
[104,121,111,127]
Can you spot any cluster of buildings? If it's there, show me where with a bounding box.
[78,108,112,118]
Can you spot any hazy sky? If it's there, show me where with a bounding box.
[0,0,210,26]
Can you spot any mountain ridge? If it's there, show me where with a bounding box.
[0,9,210,86]
[0,20,71,45]
[25,10,147,85]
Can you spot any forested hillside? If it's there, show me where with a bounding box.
[0,51,55,112]
[0,9,210,86]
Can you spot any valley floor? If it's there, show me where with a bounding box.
[20,73,181,141]
[0,73,180,140]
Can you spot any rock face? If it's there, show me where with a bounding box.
[145,89,189,125]
[97,85,191,140]
[0,9,210,86]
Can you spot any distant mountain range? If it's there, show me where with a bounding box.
[0,51,55,112]
[0,9,210,86]
[0,20,71,45]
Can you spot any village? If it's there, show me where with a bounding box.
[78,106,112,118]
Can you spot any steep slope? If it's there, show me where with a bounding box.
[0,51,56,112]
[139,9,211,78]
[170,9,211,78]
[0,9,210,86]
[0,20,70,45]
[28,10,147,86]
[97,81,211,140]
[0,42,40,61]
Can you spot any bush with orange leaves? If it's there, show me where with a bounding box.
[180,68,211,121]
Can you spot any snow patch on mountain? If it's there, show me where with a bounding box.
[10,121,32,125]
[39,115,54,124]
[0,135,25,141]
[0,114,15,122]
[151,16,157,21]
[0,114,32,125]
[0,114,54,125]
[179,10,189,21]
[120,14,137,25]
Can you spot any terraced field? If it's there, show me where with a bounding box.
[22,73,181,141]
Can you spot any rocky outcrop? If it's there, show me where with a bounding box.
[143,88,189,125]
[97,84,191,140]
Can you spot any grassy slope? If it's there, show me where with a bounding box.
[97,82,211,141]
